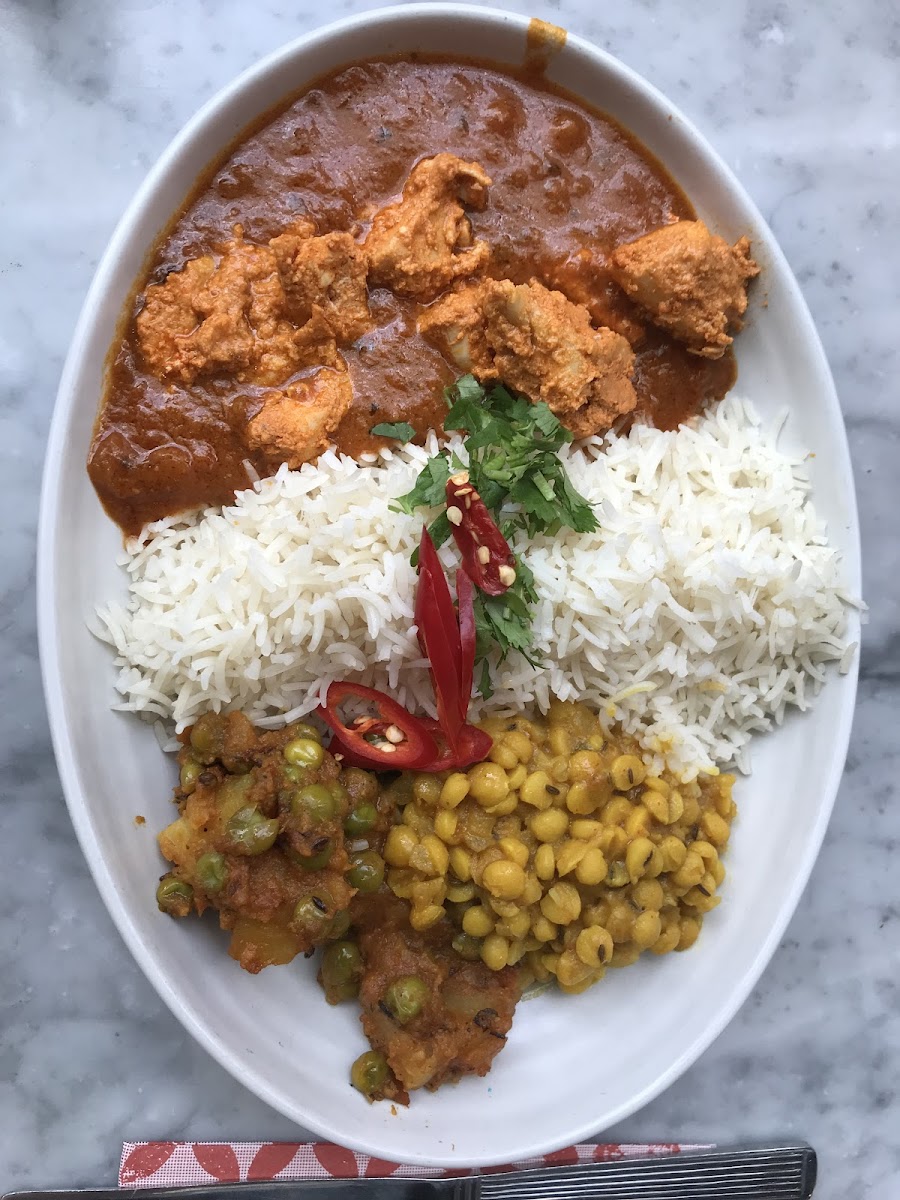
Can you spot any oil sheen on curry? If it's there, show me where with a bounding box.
[88,57,757,534]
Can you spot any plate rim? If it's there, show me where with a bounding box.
[37,1,861,1166]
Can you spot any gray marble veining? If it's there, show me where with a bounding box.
[1,0,897,1195]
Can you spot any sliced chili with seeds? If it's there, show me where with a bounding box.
[320,534,493,772]
[446,471,516,596]
[321,682,438,770]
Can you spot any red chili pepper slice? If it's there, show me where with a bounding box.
[320,681,438,770]
[415,528,461,675]
[446,472,516,597]
[459,724,494,769]
[415,529,464,752]
[456,568,476,718]
[419,718,494,772]
[320,536,493,774]
[416,719,456,771]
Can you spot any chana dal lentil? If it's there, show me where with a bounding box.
[380,699,735,993]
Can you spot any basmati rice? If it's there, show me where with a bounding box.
[92,395,856,779]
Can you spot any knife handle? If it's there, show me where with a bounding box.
[480,1143,817,1200]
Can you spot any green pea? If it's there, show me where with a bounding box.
[451,932,482,962]
[351,1050,389,1099]
[341,766,379,803]
[287,722,322,743]
[196,851,228,894]
[322,939,362,983]
[344,802,377,837]
[284,738,325,769]
[383,975,428,1024]
[347,850,385,893]
[292,891,333,934]
[328,908,352,940]
[227,807,280,855]
[291,784,337,824]
[290,839,334,871]
[189,713,224,764]
[156,875,193,917]
[179,758,202,793]
[320,940,363,1002]
[329,780,348,804]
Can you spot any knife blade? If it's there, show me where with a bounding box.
[3,1142,817,1200]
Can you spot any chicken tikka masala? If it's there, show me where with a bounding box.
[100,54,757,1104]
[88,57,756,535]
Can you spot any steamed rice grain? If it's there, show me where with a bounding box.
[93,396,855,779]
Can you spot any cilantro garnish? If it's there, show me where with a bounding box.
[397,376,598,693]
[370,421,417,443]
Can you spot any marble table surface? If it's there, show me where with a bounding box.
[1,0,897,1195]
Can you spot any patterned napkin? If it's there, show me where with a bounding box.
[119,1141,709,1188]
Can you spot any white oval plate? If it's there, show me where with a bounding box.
[38,4,861,1167]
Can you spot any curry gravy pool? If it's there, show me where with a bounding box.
[88,57,738,534]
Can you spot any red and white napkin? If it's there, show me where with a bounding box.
[119,1141,711,1188]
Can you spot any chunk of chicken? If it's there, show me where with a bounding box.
[484,281,637,422]
[416,280,497,377]
[420,279,637,435]
[270,222,371,344]
[545,248,648,347]
[352,893,520,1102]
[136,255,217,379]
[137,232,307,386]
[245,367,352,469]
[136,225,354,387]
[365,154,492,300]
[610,220,759,359]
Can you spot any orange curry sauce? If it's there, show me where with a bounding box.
[88,57,735,535]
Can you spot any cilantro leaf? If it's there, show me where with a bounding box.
[371,421,417,442]
[472,555,541,674]
[556,469,600,533]
[474,590,540,663]
[509,475,559,531]
[426,510,452,552]
[478,659,494,700]
[530,400,570,440]
[452,373,484,404]
[394,452,450,514]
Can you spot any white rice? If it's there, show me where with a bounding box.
[92,395,857,780]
